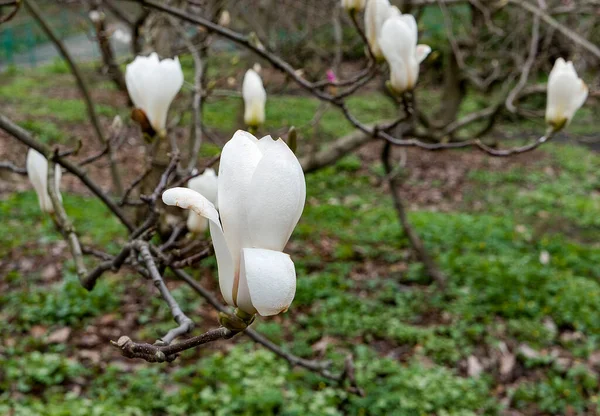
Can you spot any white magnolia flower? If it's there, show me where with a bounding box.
[242,69,266,128]
[379,14,431,94]
[342,0,366,12]
[186,168,218,234]
[125,52,184,137]
[365,0,399,59]
[163,131,306,316]
[545,58,588,130]
[26,148,61,214]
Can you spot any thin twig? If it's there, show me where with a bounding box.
[381,142,447,288]
[24,0,123,195]
[0,113,134,231]
[81,243,132,290]
[112,327,231,362]
[0,161,27,175]
[47,159,88,284]
[133,240,194,345]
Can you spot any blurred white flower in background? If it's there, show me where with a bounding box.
[163,130,306,316]
[545,58,588,131]
[242,69,266,129]
[379,14,431,94]
[365,0,399,59]
[27,148,61,214]
[218,10,231,27]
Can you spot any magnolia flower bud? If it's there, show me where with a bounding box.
[242,69,266,128]
[125,53,184,138]
[163,131,306,316]
[379,14,431,94]
[365,0,399,60]
[26,149,62,214]
[218,10,231,27]
[342,0,366,12]
[545,58,588,131]
[186,168,218,233]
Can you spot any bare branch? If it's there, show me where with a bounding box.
[47,159,88,284]
[24,0,123,194]
[0,161,27,175]
[133,240,194,345]
[112,327,231,362]
[508,0,600,60]
[381,142,447,288]
[0,113,135,231]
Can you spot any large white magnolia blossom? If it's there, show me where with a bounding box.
[163,131,306,316]
[26,148,61,214]
[379,14,431,94]
[186,168,218,234]
[242,69,267,128]
[365,0,399,59]
[125,52,184,137]
[545,58,588,130]
[342,0,366,12]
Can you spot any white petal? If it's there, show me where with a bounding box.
[397,14,418,45]
[163,187,220,225]
[162,187,235,305]
[236,248,296,316]
[242,69,267,126]
[365,0,392,59]
[416,44,431,64]
[246,137,306,251]
[218,131,263,289]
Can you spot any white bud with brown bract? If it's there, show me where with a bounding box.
[163,131,306,316]
[125,52,184,138]
[26,148,61,214]
[545,58,588,131]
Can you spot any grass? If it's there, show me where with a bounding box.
[1,59,599,415]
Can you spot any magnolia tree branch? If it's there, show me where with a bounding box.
[508,0,600,59]
[381,142,447,288]
[82,243,132,290]
[0,161,27,174]
[133,0,567,157]
[112,327,232,362]
[167,266,354,384]
[506,11,540,113]
[24,0,123,195]
[0,113,135,230]
[0,0,21,24]
[170,19,206,173]
[132,240,194,345]
[46,160,88,283]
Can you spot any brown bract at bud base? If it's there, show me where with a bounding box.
[131,108,157,140]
